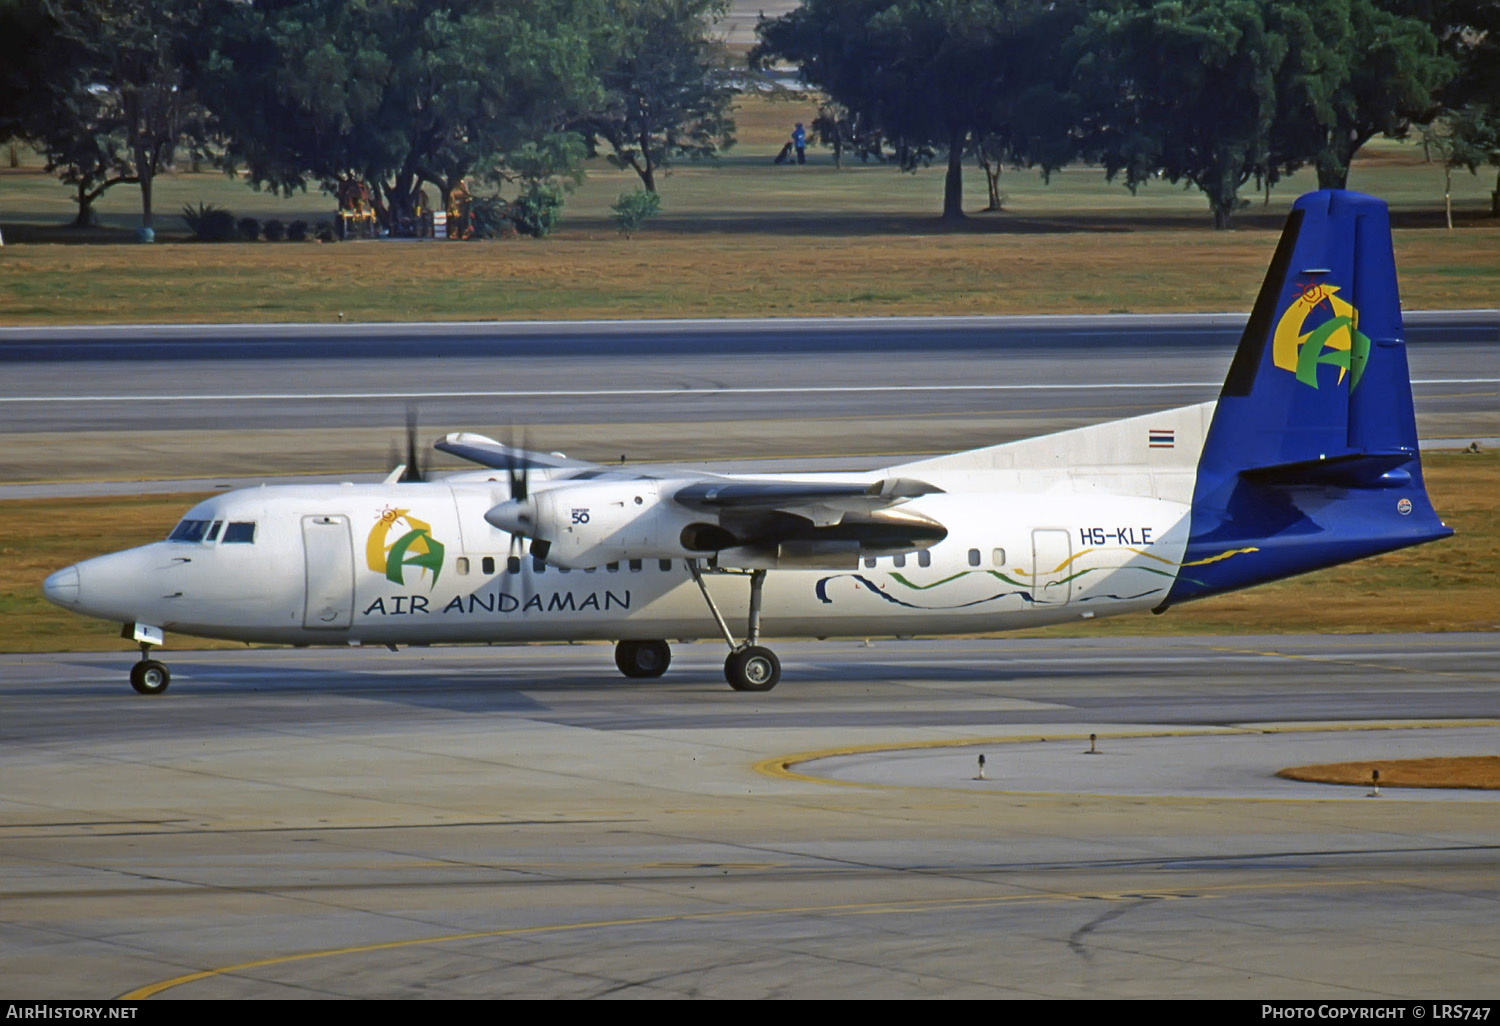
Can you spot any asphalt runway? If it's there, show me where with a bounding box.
[1,313,1495,483]
[3,634,1497,999]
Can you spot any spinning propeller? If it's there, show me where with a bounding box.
[486,428,553,565]
[386,405,427,483]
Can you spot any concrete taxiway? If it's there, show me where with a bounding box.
[2,634,1496,999]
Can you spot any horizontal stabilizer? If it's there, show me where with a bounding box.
[1238,451,1415,489]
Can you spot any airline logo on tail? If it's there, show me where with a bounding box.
[1271,281,1371,391]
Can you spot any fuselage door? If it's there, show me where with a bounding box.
[1031,528,1073,605]
[302,514,355,629]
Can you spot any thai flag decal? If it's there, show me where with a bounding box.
[1148,428,1175,449]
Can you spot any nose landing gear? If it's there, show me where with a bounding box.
[123,623,170,694]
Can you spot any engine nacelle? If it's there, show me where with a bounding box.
[485,479,949,570]
[487,480,710,569]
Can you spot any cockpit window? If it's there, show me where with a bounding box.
[170,519,255,543]
[168,519,210,542]
[222,522,256,544]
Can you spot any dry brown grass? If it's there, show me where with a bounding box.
[3,227,1497,325]
[1277,757,1500,789]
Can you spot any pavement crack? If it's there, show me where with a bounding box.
[1066,896,1158,961]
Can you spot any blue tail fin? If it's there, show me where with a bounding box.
[1165,190,1451,605]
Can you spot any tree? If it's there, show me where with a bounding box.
[809,101,887,170]
[1273,0,1452,189]
[0,0,55,141]
[755,0,1074,221]
[1072,0,1285,228]
[574,0,737,194]
[34,82,139,228]
[1434,105,1500,218]
[201,0,614,230]
[43,0,214,232]
[1,0,128,226]
[1423,0,1500,215]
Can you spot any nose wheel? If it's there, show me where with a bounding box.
[130,658,171,695]
[127,632,170,694]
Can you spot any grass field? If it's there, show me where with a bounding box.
[2,96,1498,324]
[3,451,1493,653]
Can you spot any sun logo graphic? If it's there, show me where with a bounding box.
[366,507,445,588]
[1271,280,1371,391]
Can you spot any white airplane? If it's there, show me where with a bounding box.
[44,190,1452,694]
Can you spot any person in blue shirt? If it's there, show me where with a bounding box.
[792,122,806,164]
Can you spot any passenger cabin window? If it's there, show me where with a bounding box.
[533,556,546,574]
[918,550,931,568]
[892,553,906,568]
[992,548,1006,566]
[628,559,643,572]
[864,557,876,569]
[606,562,619,573]
[456,557,470,575]
[481,556,495,575]
[507,556,522,575]
[222,522,256,544]
[659,559,672,572]
[968,548,981,567]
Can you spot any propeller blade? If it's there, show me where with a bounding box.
[503,424,529,502]
[403,405,425,483]
[501,424,535,609]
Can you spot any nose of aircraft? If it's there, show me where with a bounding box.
[43,564,80,606]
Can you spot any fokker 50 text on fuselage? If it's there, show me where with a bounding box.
[44,190,1452,694]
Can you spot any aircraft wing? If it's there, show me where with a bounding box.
[444,432,948,569]
[440,434,940,511]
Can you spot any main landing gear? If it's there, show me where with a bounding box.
[687,560,781,693]
[614,639,672,679]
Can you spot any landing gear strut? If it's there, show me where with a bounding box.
[129,642,170,695]
[615,639,671,679]
[687,560,781,692]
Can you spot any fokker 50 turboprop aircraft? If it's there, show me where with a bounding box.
[45,190,1452,694]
